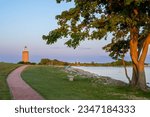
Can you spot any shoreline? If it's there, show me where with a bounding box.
[64,66,127,86]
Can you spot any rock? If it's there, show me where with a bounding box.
[68,75,74,81]
[64,66,127,86]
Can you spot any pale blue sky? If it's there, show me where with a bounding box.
[0,0,149,63]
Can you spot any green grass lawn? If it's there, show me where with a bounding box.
[0,62,21,99]
[22,65,150,100]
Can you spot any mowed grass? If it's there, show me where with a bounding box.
[0,62,21,99]
[22,65,150,100]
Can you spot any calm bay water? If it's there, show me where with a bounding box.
[73,66,150,85]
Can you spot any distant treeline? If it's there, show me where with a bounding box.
[17,61,36,65]
[39,58,134,66]
[39,59,69,66]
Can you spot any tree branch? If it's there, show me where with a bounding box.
[139,34,150,64]
[129,27,139,65]
[122,55,131,84]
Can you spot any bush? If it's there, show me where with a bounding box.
[17,61,36,65]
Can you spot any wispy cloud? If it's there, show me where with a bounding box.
[78,47,91,50]
[49,47,91,50]
[49,47,64,49]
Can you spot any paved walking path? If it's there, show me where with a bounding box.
[7,65,44,100]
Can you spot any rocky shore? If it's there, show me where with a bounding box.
[64,66,127,86]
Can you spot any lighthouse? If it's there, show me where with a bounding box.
[22,46,29,63]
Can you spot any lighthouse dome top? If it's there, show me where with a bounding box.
[23,46,28,51]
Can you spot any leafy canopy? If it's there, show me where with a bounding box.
[43,0,150,59]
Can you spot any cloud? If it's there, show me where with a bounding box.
[49,47,64,49]
[49,47,91,50]
[77,47,91,50]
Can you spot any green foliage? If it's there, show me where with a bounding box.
[43,0,150,60]
[125,0,143,5]
[103,40,130,60]
[0,62,21,99]
[102,60,132,66]
[39,58,69,66]
[56,0,72,3]
[18,61,36,65]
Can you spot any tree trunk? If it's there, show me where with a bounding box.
[136,63,147,91]
[131,62,147,91]
[130,32,150,91]
[130,26,139,87]
[131,63,138,86]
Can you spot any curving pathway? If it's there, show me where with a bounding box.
[7,65,44,100]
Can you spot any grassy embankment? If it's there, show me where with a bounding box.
[0,62,21,99]
[22,65,150,100]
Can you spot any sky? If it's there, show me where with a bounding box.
[0,0,149,63]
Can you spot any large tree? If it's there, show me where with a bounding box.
[43,0,150,91]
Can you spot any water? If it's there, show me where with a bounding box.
[73,66,150,85]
